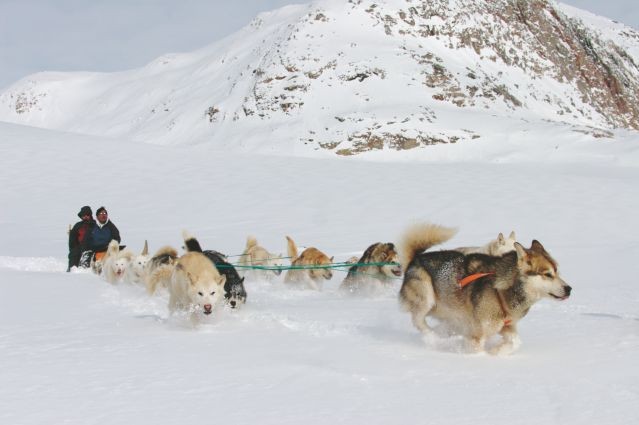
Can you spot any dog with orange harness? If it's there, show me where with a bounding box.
[398,223,572,355]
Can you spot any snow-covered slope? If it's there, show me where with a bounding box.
[1,0,638,156]
[1,121,638,424]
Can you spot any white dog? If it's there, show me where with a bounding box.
[455,231,517,256]
[101,240,135,284]
[238,236,285,282]
[167,251,227,323]
[125,240,150,285]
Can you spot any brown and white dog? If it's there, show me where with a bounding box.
[145,245,178,295]
[283,236,333,290]
[399,223,572,355]
[339,242,402,294]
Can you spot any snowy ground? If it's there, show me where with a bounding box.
[1,121,638,424]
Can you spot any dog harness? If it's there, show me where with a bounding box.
[458,272,512,327]
[458,272,495,288]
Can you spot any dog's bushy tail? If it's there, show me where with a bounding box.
[182,230,203,253]
[107,239,120,256]
[286,236,299,263]
[400,223,457,270]
[151,246,178,261]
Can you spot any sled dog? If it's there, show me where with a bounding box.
[399,223,572,355]
[238,236,284,281]
[183,232,247,309]
[101,240,135,284]
[339,242,402,294]
[167,251,226,322]
[455,231,517,256]
[125,240,150,285]
[283,236,333,290]
[145,245,179,295]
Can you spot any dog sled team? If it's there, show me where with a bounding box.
[67,206,572,354]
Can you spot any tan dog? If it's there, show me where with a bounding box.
[399,223,572,355]
[167,252,226,322]
[283,236,333,290]
[455,231,517,256]
[145,245,178,295]
[340,242,402,294]
[238,236,284,282]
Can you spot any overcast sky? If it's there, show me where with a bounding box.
[0,0,637,90]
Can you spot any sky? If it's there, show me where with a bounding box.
[0,0,638,90]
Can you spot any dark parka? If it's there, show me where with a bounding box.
[68,216,95,270]
[89,220,121,253]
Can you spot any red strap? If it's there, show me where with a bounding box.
[459,272,495,288]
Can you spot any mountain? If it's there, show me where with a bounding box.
[1,0,638,155]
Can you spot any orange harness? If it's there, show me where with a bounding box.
[94,251,107,262]
[458,272,512,327]
[458,272,495,288]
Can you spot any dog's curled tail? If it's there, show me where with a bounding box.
[400,223,457,270]
[182,230,203,253]
[152,246,178,260]
[285,236,299,263]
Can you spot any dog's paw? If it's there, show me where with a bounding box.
[489,338,521,356]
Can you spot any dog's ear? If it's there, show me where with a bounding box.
[218,275,226,285]
[186,271,197,285]
[530,240,545,253]
[330,256,334,262]
[497,232,505,243]
[239,277,245,284]
[141,240,149,256]
[508,231,516,240]
[514,242,528,260]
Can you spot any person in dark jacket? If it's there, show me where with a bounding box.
[89,206,121,253]
[68,205,95,272]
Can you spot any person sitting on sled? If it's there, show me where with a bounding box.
[76,206,122,269]
[90,206,121,253]
[67,205,95,272]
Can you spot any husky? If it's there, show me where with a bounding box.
[167,251,226,323]
[145,245,179,295]
[183,232,247,309]
[125,240,150,285]
[339,242,402,294]
[283,236,333,290]
[238,236,284,282]
[455,231,517,256]
[398,223,572,355]
[101,240,135,284]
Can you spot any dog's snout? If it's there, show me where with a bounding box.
[564,285,572,297]
[230,300,237,307]
[203,303,212,313]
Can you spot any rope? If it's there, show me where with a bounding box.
[216,261,400,271]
